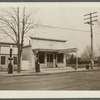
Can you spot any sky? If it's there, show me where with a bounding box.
[0,3,100,56]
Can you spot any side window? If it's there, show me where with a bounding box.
[1,56,6,65]
[39,52,45,63]
[13,57,17,65]
[57,53,64,63]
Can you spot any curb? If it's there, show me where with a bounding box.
[1,68,100,77]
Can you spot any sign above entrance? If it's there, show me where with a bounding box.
[58,48,77,53]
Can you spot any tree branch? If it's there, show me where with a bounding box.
[0,27,17,43]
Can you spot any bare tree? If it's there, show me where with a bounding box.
[81,45,97,60]
[0,7,38,73]
[96,46,100,66]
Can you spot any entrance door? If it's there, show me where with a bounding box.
[47,54,53,68]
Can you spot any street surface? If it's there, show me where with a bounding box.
[0,70,100,90]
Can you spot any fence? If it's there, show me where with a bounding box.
[66,63,98,68]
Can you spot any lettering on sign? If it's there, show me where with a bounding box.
[58,48,77,53]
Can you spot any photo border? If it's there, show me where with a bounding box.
[0,2,100,99]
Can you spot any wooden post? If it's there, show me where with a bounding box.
[76,49,78,70]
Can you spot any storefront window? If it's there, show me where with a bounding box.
[57,53,64,63]
[39,52,45,63]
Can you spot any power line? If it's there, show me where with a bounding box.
[38,24,90,32]
[37,24,100,35]
[0,24,100,41]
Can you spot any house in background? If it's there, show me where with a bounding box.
[22,37,68,71]
[0,42,17,71]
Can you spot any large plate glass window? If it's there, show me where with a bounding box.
[57,53,64,63]
[39,52,45,63]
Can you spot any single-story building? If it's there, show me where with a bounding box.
[22,37,68,71]
[0,42,17,71]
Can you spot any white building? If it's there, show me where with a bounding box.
[22,37,68,71]
[0,42,17,71]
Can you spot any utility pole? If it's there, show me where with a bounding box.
[84,12,97,69]
[76,48,78,70]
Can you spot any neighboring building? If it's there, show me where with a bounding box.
[22,37,68,71]
[0,42,17,71]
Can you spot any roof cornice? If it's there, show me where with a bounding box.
[30,36,67,42]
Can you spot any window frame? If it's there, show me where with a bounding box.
[57,53,64,63]
[13,56,17,65]
[38,52,45,64]
[1,56,6,65]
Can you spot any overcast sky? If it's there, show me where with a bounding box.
[0,3,100,56]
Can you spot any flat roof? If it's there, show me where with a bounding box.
[30,37,67,42]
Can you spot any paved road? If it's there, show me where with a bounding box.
[0,70,100,90]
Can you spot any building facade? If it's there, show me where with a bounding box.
[0,42,17,71]
[22,37,68,71]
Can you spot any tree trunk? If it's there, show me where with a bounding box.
[17,44,21,73]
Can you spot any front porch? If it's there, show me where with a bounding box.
[33,49,66,69]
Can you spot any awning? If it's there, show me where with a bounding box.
[32,48,77,53]
[58,48,77,53]
[32,49,57,52]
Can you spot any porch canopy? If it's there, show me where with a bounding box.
[32,48,77,53]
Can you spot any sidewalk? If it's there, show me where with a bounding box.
[0,66,100,77]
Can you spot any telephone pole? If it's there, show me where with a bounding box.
[84,12,97,69]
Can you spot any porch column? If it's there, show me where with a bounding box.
[34,50,40,72]
[44,52,47,68]
[54,53,57,67]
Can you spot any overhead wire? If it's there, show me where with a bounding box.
[0,24,100,40]
[38,24,90,32]
[37,24,100,35]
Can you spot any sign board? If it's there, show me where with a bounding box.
[58,48,77,53]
